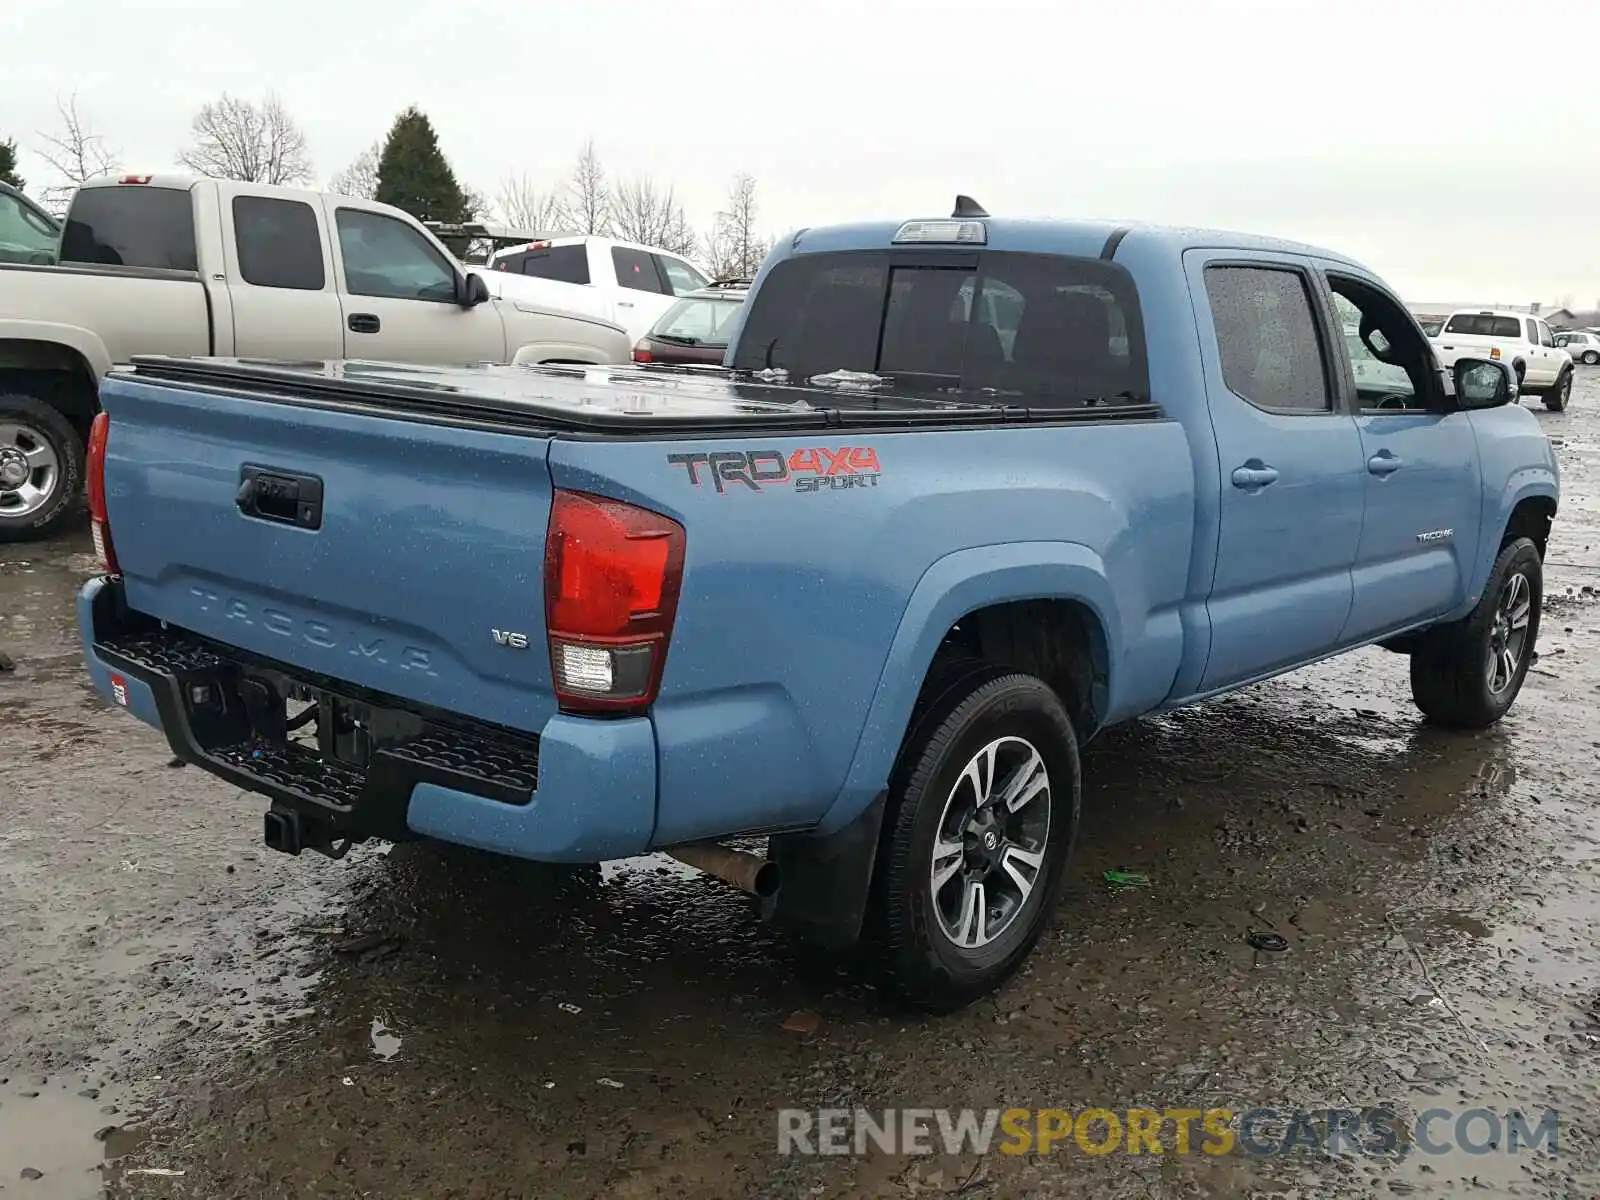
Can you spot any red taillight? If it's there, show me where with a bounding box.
[632,344,653,363]
[119,174,152,185]
[544,489,684,714]
[86,411,120,574]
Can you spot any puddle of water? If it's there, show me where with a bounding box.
[0,1080,145,1199]
[370,1015,403,1062]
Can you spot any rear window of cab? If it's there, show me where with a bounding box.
[1443,314,1523,338]
[730,249,1149,408]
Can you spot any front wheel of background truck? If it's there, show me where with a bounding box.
[1544,370,1572,412]
[0,393,85,543]
[1410,537,1542,730]
[868,667,1081,1012]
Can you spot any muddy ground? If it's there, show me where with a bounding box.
[3,382,1599,1200]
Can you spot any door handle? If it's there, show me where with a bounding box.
[1230,461,1280,490]
[348,313,381,334]
[616,300,634,308]
[235,465,324,530]
[1367,452,1403,476]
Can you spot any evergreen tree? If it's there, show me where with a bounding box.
[374,107,470,226]
[0,139,23,190]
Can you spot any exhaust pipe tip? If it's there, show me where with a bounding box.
[746,858,782,900]
[666,842,781,899]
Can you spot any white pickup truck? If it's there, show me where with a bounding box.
[1430,309,1574,413]
[484,236,716,344]
[0,175,632,541]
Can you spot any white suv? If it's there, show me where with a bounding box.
[482,237,713,343]
[1430,309,1574,411]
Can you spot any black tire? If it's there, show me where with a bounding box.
[1410,538,1542,730]
[1583,350,1599,366]
[0,393,85,543]
[1543,370,1572,412]
[868,667,1081,1012]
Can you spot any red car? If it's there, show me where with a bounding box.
[632,280,749,366]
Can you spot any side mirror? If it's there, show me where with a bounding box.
[1453,357,1516,410]
[457,271,490,308]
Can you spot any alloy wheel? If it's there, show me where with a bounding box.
[929,736,1052,949]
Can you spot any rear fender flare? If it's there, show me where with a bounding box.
[821,541,1118,836]
[0,322,112,384]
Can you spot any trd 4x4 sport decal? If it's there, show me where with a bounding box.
[667,447,882,494]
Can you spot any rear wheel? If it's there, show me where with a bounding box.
[0,393,84,543]
[868,667,1080,1011]
[1544,370,1572,412]
[1410,538,1542,729]
[1583,350,1599,366]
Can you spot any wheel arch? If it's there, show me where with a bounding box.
[822,541,1119,839]
[1502,492,1556,558]
[770,550,1113,956]
[1464,484,1557,612]
[0,330,107,444]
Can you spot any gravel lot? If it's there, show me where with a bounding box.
[2,377,1598,1199]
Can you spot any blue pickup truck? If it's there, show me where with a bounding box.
[78,201,1558,1010]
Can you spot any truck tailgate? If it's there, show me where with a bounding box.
[99,376,559,734]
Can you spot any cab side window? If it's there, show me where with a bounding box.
[1326,273,1434,411]
[335,208,457,302]
[233,196,325,290]
[1204,266,1331,413]
[613,247,666,294]
[657,255,709,296]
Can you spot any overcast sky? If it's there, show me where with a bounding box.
[6,0,1599,306]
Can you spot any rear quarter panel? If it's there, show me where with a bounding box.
[0,267,209,369]
[550,420,1195,844]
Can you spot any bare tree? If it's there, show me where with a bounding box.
[328,141,379,199]
[705,172,772,280]
[461,187,491,221]
[562,139,610,235]
[177,93,312,185]
[659,208,700,260]
[611,175,698,255]
[495,174,564,231]
[35,93,119,215]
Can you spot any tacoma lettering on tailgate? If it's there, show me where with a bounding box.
[188,587,438,675]
[667,447,882,495]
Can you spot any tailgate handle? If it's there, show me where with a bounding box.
[236,466,324,530]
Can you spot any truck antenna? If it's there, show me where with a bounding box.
[952,195,989,218]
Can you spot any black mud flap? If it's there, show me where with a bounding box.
[767,791,887,950]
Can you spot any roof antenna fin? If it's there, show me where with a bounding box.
[952,194,988,219]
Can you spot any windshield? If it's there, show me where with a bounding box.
[651,295,744,344]
[0,189,60,264]
[1417,318,1442,336]
[729,249,1150,409]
